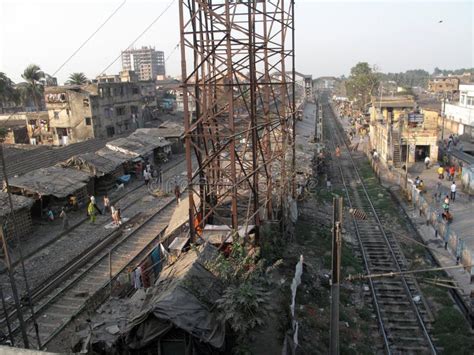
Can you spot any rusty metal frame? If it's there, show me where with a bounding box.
[179,0,295,239]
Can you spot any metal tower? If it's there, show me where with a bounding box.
[179,0,295,240]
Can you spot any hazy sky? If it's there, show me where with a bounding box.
[0,0,472,84]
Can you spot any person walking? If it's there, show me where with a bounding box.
[174,184,181,205]
[90,195,102,215]
[450,182,456,201]
[59,207,69,230]
[144,169,151,186]
[442,195,450,212]
[449,166,455,181]
[103,195,110,214]
[335,145,341,158]
[436,181,442,202]
[424,156,430,169]
[88,201,96,224]
[437,166,444,180]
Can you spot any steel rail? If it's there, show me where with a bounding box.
[323,99,437,354]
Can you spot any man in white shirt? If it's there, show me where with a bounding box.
[450,182,456,201]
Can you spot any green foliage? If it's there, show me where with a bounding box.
[433,307,474,354]
[18,64,45,110]
[345,62,379,109]
[66,72,88,85]
[0,72,20,107]
[433,67,474,76]
[379,69,430,88]
[216,281,272,336]
[206,239,262,285]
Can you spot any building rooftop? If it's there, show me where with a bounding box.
[107,129,172,157]
[0,138,111,181]
[0,191,35,217]
[372,95,415,108]
[9,166,90,198]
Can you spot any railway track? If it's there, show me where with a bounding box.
[322,97,437,354]
[8,197,176,349]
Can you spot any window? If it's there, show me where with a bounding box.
[83,98,90,107]
[132,87,139,95]
[85,117,92,125]
[106,126,115,137]
[116,106,126,116]
[104,107,112,118]
[66,109,70,116]
[54,111,59,119]
[130,105,138,114]
[467,96,474,106]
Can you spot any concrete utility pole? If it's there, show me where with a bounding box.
[330,196,343,355]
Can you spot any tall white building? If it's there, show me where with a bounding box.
[444,84,474,139]
[121,46,165,81]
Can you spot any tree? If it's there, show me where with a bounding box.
[345,62,379,109]
[17,64,45,111]
[0,73,20,112]
[66,72,88,85]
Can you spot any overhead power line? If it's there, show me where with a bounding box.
[52,0,128,77]
[99,0,176,75]
[1,0,128,128]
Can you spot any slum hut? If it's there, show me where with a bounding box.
[119,244,224,354]
[155,120,185,154]
[0,192,34,241]
[61,149,128,195]
[8,166,92,216]
[106,129,172,165]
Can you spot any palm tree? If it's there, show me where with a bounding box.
[0,72,20,112]
[66,72,88,85]
[17,64,45,111]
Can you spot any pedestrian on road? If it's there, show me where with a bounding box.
[424,156,430,169]
[437,166,444,180]
[103,195,110,214]
[59,207,69,230]
[174,184,181,205]
[450,182,456,201]
[88,201,96,224]
[144,169,151,186]
[449,166,455,181]
[90,195,102,215]
[47,208,54,222]
[436,181,442,202]
[442,195,450,212]
[335,145,341,158]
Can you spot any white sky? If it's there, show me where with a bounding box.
[0,0,472,84]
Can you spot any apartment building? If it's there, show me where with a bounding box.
[121,46,165,81]
[45,82,143,145]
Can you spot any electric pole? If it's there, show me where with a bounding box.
[330,196,343,355]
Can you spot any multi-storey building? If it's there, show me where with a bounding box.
[428,76,460,94]
[444,84,474,140]
[45,82,143,145]
[121,46,165,81]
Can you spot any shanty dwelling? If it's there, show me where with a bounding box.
[0,192,34,241]
[106,128,172,165]
[155,120,185,154]
[8,166,92,217]
[73,244,225,354]
[61,148,131,195]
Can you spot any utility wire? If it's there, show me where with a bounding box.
[52,0,128,77]
[99,0,176,75]
[0,0,128,128]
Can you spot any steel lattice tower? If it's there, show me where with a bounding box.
[179,0,295,240]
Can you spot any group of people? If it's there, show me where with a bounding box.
[137,159,162,187]
[437,165,457,181]
[87,195,122,226]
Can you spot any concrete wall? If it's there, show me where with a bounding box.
[47,90,94,145]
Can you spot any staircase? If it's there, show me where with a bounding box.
[392,131,401,167]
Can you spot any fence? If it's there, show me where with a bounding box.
[368,156,474,277]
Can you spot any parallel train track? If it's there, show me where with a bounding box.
[322,97,437,354]
[10,197,176,349]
